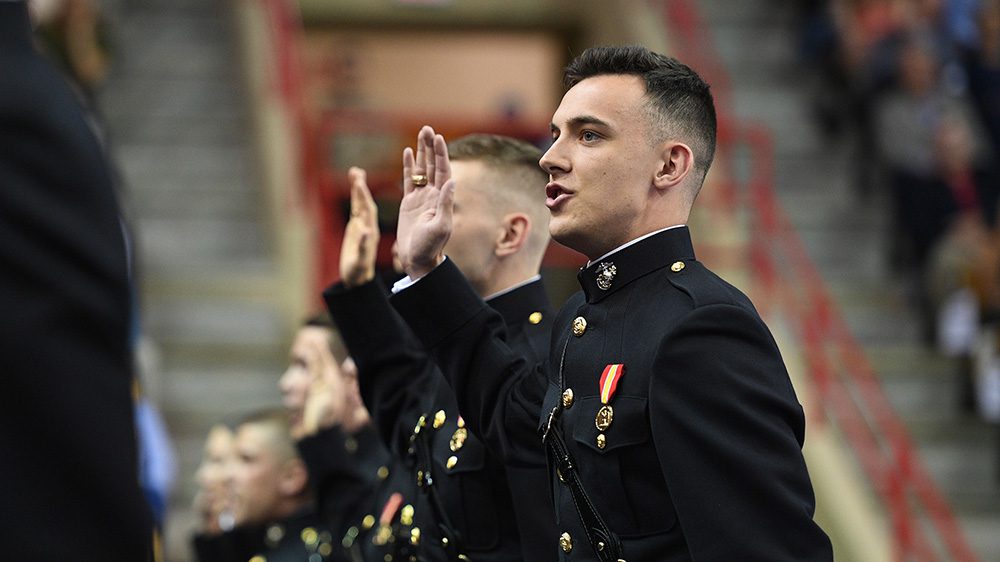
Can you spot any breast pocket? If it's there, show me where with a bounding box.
[570,396,677,537]
[431,426,500,550]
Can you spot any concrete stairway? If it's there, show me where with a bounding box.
[696,0,1000,559]
[97,0,288,558]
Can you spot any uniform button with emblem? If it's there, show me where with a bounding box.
[671,260,685,272]
[433,409,446,429]
[597,433,607,449]
[560,532,574,553]
[449,427,467,451]
[362,515,376,530]
[377,465,390,480]
[250,557,266,562]
[410,527,421,545]
[529,311,543,324]
[446,455,458,469]
[561,388,574,409]
[572,316,587,336]
[401,504,415,526]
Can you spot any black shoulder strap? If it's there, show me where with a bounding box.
[542,405,624,562]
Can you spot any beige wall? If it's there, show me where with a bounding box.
[301,30,562,123]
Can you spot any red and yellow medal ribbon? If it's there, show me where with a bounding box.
[599,364,624,404]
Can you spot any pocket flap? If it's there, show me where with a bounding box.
[572,396,649,454]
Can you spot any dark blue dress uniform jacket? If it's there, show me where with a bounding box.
[390,227,834,561]
[324,277,558,561]
[1,2,151,559]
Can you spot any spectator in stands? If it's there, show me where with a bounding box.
[876,33,982,272]
[964,0,1000,161]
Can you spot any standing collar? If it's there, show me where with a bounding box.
[487,277,551,326]
[577,226,695,304]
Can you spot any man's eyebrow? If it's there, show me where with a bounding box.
[551,115,612,133]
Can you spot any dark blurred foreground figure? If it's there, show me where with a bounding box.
[0,1,152,559]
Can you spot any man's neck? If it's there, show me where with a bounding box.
[586,224,686,266]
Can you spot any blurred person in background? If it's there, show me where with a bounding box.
[192,424,237,538]
[280,315,396,559]
[194,410,337,562]
[964,0,1000,161]
[0,1,152,558]
[876,34,988,341]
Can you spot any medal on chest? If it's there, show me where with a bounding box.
[595,363,624,449]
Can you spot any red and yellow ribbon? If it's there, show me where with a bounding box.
[599,364,625,404]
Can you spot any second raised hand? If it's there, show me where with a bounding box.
[340,166,380,288]
[396,125,455,279]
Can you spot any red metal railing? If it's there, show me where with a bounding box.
[661,0,981,560]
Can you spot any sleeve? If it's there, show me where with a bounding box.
[323,279,438,455]
[297,426,383,536]
[389,258,549,467]
[649,303,833,561]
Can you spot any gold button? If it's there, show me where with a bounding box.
[450,427,468,451]
[319,543,333,556]
[377,465,390,480]
[597,433,607,449]
[529,311,543,324]
[441,537,449,546]
[671,261,685,272]
[362,515,376,529]
[401,504,414,526]
[572,316,587,336]
[301,527,318,546]
[447,455,458,469]
[433,409,446,429]
[250,557,266,562]
[561,388,574,409]
[560,532,573,553]
[410,527,421,545]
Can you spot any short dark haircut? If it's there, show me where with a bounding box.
[236,409,299,463]
[564,45,717,183]
[303,312,349,365]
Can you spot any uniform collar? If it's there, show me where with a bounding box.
[487,277,551,326]
[577,226,695,304]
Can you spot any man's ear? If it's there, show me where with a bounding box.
[495,213,530,257]
[653,141,694,191]
[279,458,309,497]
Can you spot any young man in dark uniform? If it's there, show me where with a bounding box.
[279,317,394,560]
[323,135,558,561]
[390,46,834,561]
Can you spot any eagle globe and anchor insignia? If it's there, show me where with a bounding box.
[595,262,617,290]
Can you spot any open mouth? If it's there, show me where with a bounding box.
[545,183,573,209]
